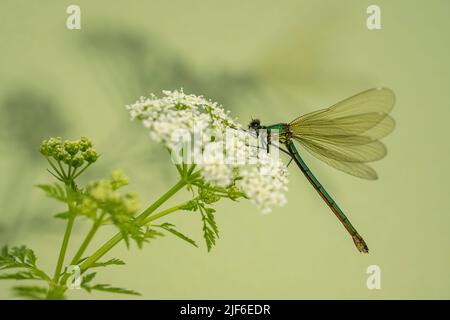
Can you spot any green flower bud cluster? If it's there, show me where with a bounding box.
[182,200,199,211]
[111,169,129,190]
[78,170,140,221]
[226,185,245,201]
[199,188,221,204]
[40,136,97,167]
[40,136,98,181]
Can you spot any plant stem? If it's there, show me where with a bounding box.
[141,201,191,225]
[78,178,188,273]
[187,164,196,176]
[53,184,75,282]
[70,214,105,265]
[78,233,122,273]
[134,178,189,223]
[72,163,91,180]
[57,160,67,179]
[59,171,202,287]
[45,157,63,178]
[67,164,72,179]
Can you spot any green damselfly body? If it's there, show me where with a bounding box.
[248,88,395,253]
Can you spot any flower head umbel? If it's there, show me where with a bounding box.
[239,152,288,213]
[126,89,288,213]
[40,136,98,183]
[77,170,142,246]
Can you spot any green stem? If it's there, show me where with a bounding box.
[175,164,183,176]
[67,164,72,179]
[141,201,191,225]
[59,171,202,287]
[53,184,75,282]
[78,178,188,273]
[187,164,196,176]
[72,163,92,180]
[70,214,105,265]
[134,179,189,223]
[57,160,67,179]
[45,157,63,178]
[47,169,64,182]
[79,233,122,273]
[71,166,79,178]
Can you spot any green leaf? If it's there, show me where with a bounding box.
[0,271,41,280]
[0,246,51,282]
[81,273,140,296]
[89,284,141,296]
[204,208,219,235]
[144,228,164,239]
[36,183,67,202]
[13,285,48,300]
[199,205,219,251]
[90,258,125,268]
[127,227,164,249]
[0,245,37,270]
[155,223,198,247]
[54,211,71,219]
[81,272,97,287]
[181,200,198,211]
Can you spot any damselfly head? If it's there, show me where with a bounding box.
[248,119,262,130]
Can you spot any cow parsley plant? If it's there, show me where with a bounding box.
[0,90,288,299]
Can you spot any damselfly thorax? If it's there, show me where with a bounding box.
[249,121,292,144]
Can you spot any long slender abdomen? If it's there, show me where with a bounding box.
[286,141,369,253]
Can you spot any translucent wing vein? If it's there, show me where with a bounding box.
[289,88,395,179]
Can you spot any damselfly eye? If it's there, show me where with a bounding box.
[248,119,261,130]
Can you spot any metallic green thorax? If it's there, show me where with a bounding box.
[265,123,291,144]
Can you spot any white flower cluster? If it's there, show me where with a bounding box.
[126,89,288,213]
[239,152,288,213]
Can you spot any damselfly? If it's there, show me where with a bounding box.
[248,88,395,253]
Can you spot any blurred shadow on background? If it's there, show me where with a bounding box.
[77,19,370,181]
[81,27,261,106]
[0,13,372,240]
[0,89,68,242]
[0,27,264,241]
[253,7,373,118]
[78,27,263,182]
[1,90,67,158]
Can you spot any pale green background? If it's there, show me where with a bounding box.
[0,0,449,299]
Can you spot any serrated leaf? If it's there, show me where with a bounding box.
[155,223,198,247]
[13,286,48,300]
[144,228,164,240]
[0,271,41,280]
[199,206,219,252]
[36,183,67,202]
[81,273,140,296]
[181,200,198,211]
[90,258,125,268]
[90,284,140,296]
[81,272,97,287]
[0,245,37,269]
[204,209,219,236]
[114,220,161,249]
[0,245,51,282]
